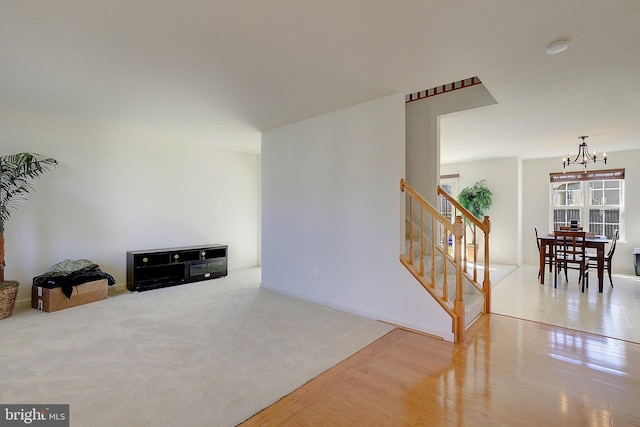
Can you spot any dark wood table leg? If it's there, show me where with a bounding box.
[539,239,546,284]
[597,244,605,292]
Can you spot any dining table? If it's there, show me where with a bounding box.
[538,233,609,292]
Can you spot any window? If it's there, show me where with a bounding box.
[439,175,459,224]
[439,175,459,253]
[550,169,624,239]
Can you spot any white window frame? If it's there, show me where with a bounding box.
[439,175,459,224]
[549,169,625,240]
[439,175,459,252]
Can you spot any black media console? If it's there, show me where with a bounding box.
[126,244,228,292]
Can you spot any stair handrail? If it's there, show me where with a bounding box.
[401,180,450,229]
[437,185,490,233]
[437,185,491,312]
[400,179,466,341]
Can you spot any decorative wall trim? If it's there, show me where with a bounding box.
[405,77,482,103]
[549,168,625,183]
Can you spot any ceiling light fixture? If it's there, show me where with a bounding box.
[562,136,607,171]
[545,40,569,55]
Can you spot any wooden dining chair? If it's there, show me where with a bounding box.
[554,230,589,292]
[535,227,554,279]
[587,229,618,288]
[559,226,584,231]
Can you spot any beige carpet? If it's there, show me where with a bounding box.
[0,268,394,426]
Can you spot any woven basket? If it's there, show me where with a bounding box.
[0,281,19,320]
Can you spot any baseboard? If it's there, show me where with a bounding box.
[378,320,444,340]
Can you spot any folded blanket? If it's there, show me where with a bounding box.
[33,259,116,299]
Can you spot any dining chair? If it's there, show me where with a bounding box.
[554,230,589,292]
[559,226,584,231]
[587,229,618,288]
[535,227,554,279]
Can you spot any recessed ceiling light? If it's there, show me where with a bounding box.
[545,40,569,55]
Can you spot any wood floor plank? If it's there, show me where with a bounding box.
[240,314,640,426]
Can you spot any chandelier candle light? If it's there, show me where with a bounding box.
[562,136,607,171]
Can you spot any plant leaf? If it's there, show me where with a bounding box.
[0,153,58,232]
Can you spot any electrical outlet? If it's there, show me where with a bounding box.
[313,268,320,279]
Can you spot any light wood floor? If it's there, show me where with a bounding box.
[240,314,640,426]
[493,264,640,344]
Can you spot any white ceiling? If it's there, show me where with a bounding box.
[3,1,640,163]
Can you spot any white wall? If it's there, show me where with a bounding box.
[2,109,260,304]
[441,158,521,266]
[523,150,640,275]
[522,157,557,265]
[262,94,454,340]
[440,147,640,274]
[406,84,497,205]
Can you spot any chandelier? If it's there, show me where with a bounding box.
[562,136,607,171]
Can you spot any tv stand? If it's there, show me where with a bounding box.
[126,244,228,292]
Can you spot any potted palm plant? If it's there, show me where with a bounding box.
[0,153,57,319]
[458,180,492,262]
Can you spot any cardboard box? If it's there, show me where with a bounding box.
[31,279,108,312]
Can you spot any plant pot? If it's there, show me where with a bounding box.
[466,244,479,263]
[0,281,19,319]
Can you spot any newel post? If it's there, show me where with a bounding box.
[453,215,465,342]
[482,215,492,313]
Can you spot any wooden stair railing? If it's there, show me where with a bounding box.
[437,184,492,313]
[400,179,491,343]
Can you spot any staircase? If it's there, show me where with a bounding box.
[400,179,491,342]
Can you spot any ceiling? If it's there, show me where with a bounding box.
[2,1,640,164]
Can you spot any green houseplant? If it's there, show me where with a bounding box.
[457,180,492,262]
[0,153,57,318]
[458,180,492,221]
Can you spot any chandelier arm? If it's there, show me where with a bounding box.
[562,136,608,171]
